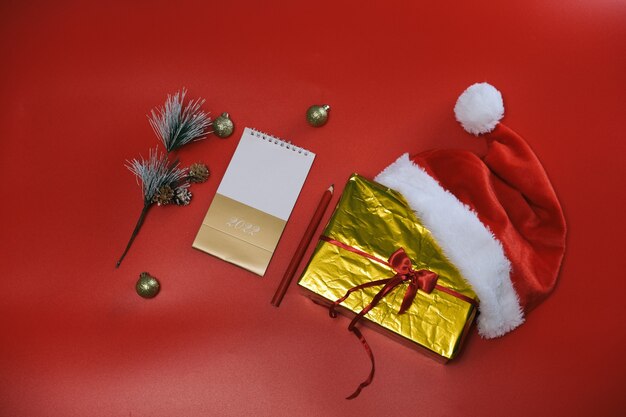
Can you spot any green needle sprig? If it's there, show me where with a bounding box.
[148,88,212,153]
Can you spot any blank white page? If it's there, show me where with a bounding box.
[216,127,315,220]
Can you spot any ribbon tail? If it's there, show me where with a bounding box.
[343,276,404,399]
[347,277,403,330]
[345,326,374,400]
[399,281,418,314]
[330,278,392,318]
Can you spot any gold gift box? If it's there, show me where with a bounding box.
[298,174,478,361]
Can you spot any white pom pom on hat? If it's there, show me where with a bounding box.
[454,82,504,135]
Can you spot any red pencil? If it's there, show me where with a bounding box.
[271,184,334,307]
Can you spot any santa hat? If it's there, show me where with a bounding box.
[375,83,567,339]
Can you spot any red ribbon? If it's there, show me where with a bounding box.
[321,236,476,399]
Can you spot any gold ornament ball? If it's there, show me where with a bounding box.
[306,104,330,127]
[213,112,234,138]
[136,272,160,299]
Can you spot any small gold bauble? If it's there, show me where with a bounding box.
[213,112,234,138]
[306,104,330,127]
[136,272,160,299]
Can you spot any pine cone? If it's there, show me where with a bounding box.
[189,163,210,183]
[153,184,174,206]
[174,187,192,206]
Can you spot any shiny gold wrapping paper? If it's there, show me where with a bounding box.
[298,174,478,360]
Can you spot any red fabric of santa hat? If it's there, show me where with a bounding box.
[375,83,567,338]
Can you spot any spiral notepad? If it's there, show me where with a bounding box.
[193,127,316,276]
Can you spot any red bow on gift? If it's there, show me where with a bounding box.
[388,248,439,313]
[326,242,439,399]
[330,247,438,318]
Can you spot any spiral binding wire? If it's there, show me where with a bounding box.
[249,128,311,156]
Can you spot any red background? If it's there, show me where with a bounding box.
[1,1,625,416]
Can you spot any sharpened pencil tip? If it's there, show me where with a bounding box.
[329,184,334,193]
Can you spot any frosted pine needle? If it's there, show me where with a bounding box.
[148,89,212,153]
[126,148,188,204]
[116,149,189,268]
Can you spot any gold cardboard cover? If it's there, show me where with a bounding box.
[193,193,287,276]
[298,174,478,359]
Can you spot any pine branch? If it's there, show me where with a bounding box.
[116,149,189,267]
[148,88,212,153]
